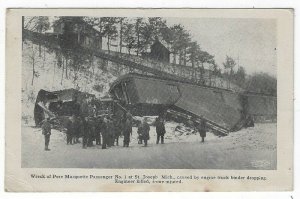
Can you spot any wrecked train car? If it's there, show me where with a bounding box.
[34,88,95,126]
[109,73,277,134]
[34,88,119,128]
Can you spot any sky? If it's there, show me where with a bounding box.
[165,18,277,76]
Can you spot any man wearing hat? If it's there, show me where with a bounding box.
[41,117,52,151]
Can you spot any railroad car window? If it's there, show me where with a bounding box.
[166,84,181,101]
[166,84,180,95]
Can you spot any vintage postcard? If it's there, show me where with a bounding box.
[5,9,293,191]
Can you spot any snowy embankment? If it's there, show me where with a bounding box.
[22,123,276,169]
[22,41,117,125]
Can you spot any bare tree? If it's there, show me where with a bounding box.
[27,44,40,85]
[29,17,50,57]
[136,18,143,56]
[223,55,236,89]
[123,20,135,55]
[102,17,119,52]
[118,17,126,53]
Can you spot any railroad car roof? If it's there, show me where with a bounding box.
[109,73,235,94]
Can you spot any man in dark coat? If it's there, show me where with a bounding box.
[155,117,166,144]
[41,118,51,151]
[101,117,109,149]
[107,118,115,147]
[141,118,150,147]
[72,116,82,144]
[123,116,132,147]
[66,117,74,145]
[80,99,90,149]
[197,120,207,143]
[81,117,88,149]
[137,121,143,144]
[87,117,96,147]
[113,117,121,146]
[95,117,102,145]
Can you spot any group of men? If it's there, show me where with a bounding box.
[41,113,133,151]
[65,113,133,149]
[40,98,207,151]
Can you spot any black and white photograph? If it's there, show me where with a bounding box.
[3,7,294,192]
[20,14,279,170]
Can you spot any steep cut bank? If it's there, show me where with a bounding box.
[22,41,119,124]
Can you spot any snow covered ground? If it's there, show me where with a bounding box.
[21,123,276,169]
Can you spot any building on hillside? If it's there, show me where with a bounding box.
[52,17,102,50]
[149,38,170,63]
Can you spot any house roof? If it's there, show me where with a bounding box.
[52,17,101,36]
[151,39,170,53]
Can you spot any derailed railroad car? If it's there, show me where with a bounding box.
[109,73,277,134]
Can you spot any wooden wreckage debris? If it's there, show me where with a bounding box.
[34,89,96,127]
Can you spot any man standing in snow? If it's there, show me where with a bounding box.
[113,117,122,146]
[95,117,102,145]
[82,118,88,149]
[87,117,96,147]
[155,116,166,144]
[101,116,109,149]
[72,116,82,144]
[137,120,143,144]
[66,117,74,145]
[141,117,150,147]
[106,117,114,147]
[41,117,51,151]
[197,120,207,143]
[80,99,89,149]
[123,115,132,147]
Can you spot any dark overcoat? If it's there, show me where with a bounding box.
[155,119,166,136]
[141,122,150,140]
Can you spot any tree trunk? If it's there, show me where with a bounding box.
[74,62,79,84]
[91,55,95,76]
[228,68,233,89]
[195,63,200,81]
[107,36,110,52]
[42,46,46,68]
[52,61,56,87]
[65,58,68,79]
[31,60,35,86]
[119,20,123,53]
[38,29,42,57]
[201,62,204,84]
[61,57,64,85]
[39,43,42,57]
[99,18,103,49]
[183,48,187,66]
[173,53,176,64]
[191,60,195,80]
[209,69,212,86]
[179,52,182,65]
[137,31,140,56]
